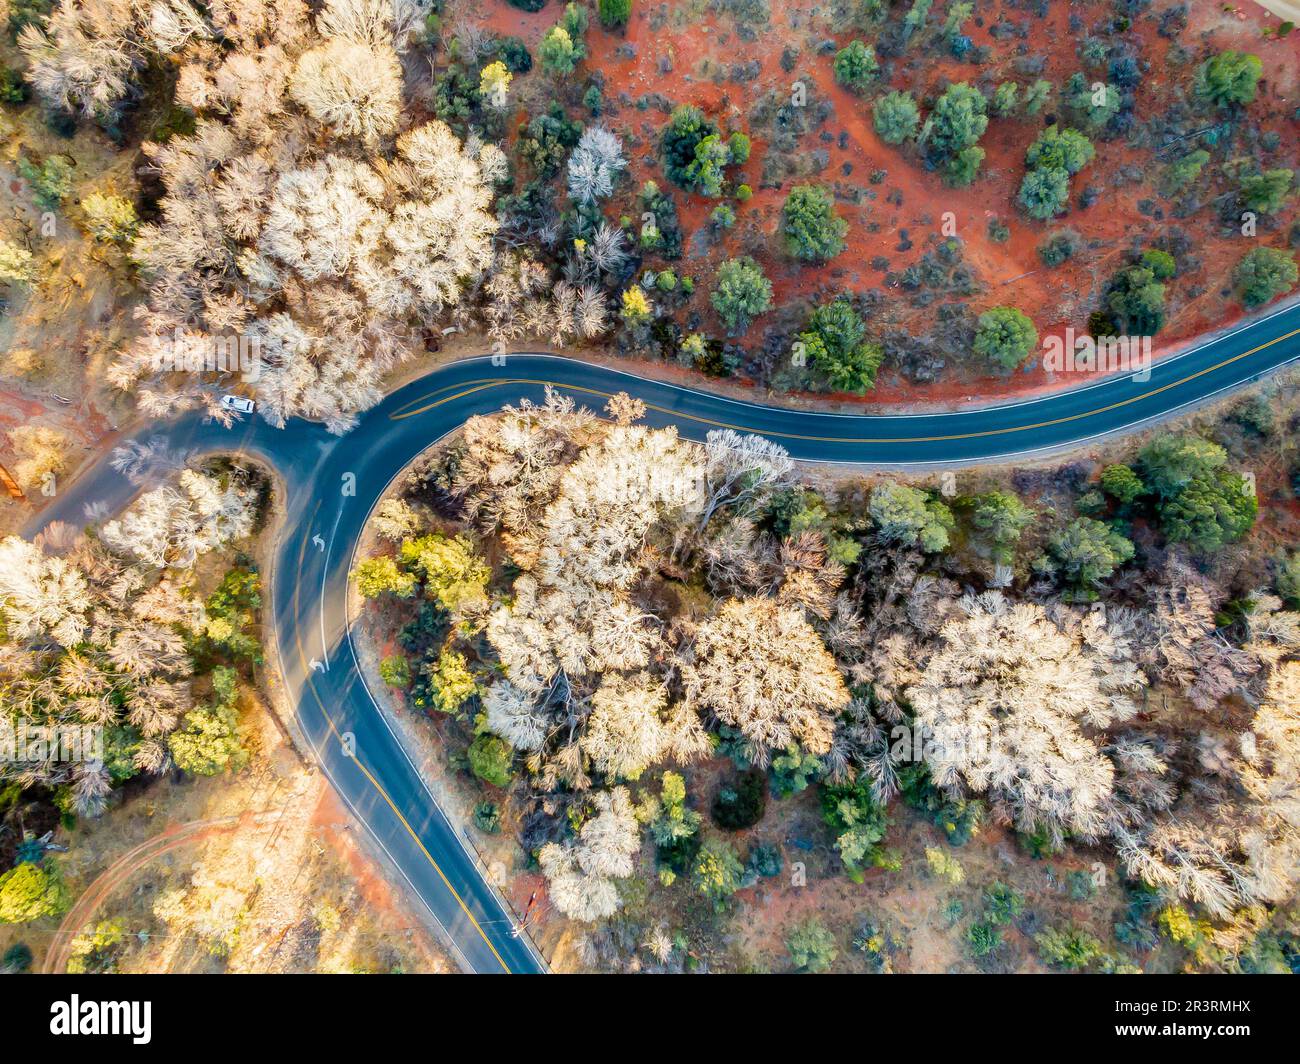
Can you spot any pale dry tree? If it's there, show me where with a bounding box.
[7,425,70,493]
[370,498,423,542]
[905,591,1147,844]
[642,925,675,965]
[476,415,715,786]
[603,391,645,426]
[773,531,846,620]
[586,221,629,276]
[533,423,706,591]
[98,467,256,569]
[0,535,91,647]
[0,498,217,802]
[567,126,626,205]
[681,596,850,759]
[698,429,796,530]
[580,672,671,779]
[144,0,211,53]
[19,0,144,120]
[1114,595,1300,917]
[117,1,499,434]
[288,38,401,143]
[483,679,551,752]
[1139,555,1258,710]
[697,516,769,598]
[453,387,597,552]
[538,787,641,922]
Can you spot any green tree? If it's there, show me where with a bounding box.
[967,490,1033,561]
[820,777,890,882]
[873,91,920,144]
[640,771,702,850]
[922,82,987,162]
[1065,73,1120,131]
[833,40,878,93]
[798,299,884,394]
[169,666,248,776]
[967,921,1002,958]
[974,306,1038,370]
[539,27,580,74]
[983,882,1026,925]
[1140,248,1176,281]
[1104,263,1167,335]
[429,648,478,715]
[468,733,514,787]
[902,0,932,39]
[1238,168,1294,215]
[870,482,954,552]
[67,919,125,974]
[1194,50,1262,108]
[786,917,839,972]
[691,838,744,908]
[769,742,825,798]
[943,0,972,37]
[2,942,33,972]
[16,154,73,212]
[1233,246,1298,309]
[944,145,985,188]
[597,0,631,29]
[1100,464,1145,504]
[1277,551,1300,609]
[1025,125,1094,175]
[1023,78,1052,115]
[1158,468,1257,551]
[1018,165,1070,220]
[398,533,490,614]
[1035,925,1105,970]
[379,654,411,687]
[0,861,70,923]
[352,555,417,599]
[1042,517,1134,594]
[661,105,718,189]
[781,184,847,262]
[474,801,502,834]
[711,256,772,333]
[992,81,1019,117]
[1037,228,1080,267]
[80,191,138,243]
[539,6,588,75]
[1140,434,1228,497]
[1161,149,1209,197]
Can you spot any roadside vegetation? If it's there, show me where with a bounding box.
[2,0,1296,454]
[351,375,1300,973]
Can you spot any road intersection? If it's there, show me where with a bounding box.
[25,300,1300,972]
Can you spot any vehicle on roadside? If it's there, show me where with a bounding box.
[220,394,255,414]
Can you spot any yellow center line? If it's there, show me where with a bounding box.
[290,500,510,972]
[389,327,1300,443]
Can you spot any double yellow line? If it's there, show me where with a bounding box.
[290,500,510,972]
[390,327,1300,444]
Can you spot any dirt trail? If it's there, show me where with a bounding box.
[41,810,283,974]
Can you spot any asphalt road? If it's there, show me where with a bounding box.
[24,299,1300,973]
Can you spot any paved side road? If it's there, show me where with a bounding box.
[24,300,1300,973]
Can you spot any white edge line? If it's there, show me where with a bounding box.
[338,430,551,972]
[438,298,1300,423]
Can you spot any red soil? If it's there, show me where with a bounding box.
[467,0,1299,407]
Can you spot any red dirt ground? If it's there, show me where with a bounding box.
[470,0,1299,405]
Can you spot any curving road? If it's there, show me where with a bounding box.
[24,300,1300,974]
